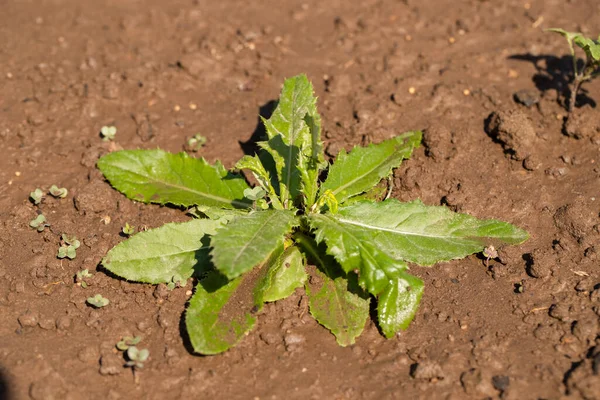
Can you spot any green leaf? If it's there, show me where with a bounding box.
[378,271,424,338]
[102,219,224,284]
[259,74,324,207]
[188,205,247,223]
[236,155,275,194]
[97,150,251,209]
[574,35,600,61]
[186,270,262,355]
[255,245,307,303]
[329,199,529,266]
[211,210,298,279]
[308,212,408,295]
[296,234,370,346]
[320,131,422,204]
[547,28,582,42]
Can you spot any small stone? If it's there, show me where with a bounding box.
[491,375,510,392]
[284,332,305,347]
[39,318,55,330]
[513,89,540,107]
[523,155,542,171]
[18,311,39,327]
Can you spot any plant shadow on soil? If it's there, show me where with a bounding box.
[0,368,12,400]
[509,53,597,109]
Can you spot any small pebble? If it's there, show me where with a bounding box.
[38,318,55,330]
[18,311,39,327]
[284,332,305,347]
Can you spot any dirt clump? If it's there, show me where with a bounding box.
[485,109,537,160]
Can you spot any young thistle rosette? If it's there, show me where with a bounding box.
[97,74,529,355]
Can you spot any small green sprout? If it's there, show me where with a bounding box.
[49,185,68,198]
[125,346,150,369]
[166,274,186,291]
[57,234,81,259]
[100,125,117,141]
[87,294,109,308]
[482,245,498,268]
[186,134,207,152]
[547,28,600,113]
[29,214,49,232]
[243,187,269,210]
[122,222,136,236]
[29,188,43,205]
[116,336,142,351]
[75,269,93,288]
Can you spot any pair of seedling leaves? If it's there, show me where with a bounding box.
[97,75,528,355]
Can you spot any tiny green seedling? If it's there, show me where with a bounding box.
[122,222,136,236]
[100,125,117,141]
[97,74,528,355]
[547,28,600,113]
[87,294,109,308]
[243,187,269,210]
[116,336,142,351]
[30,188,43,205]
[75,269,93,288]
[125,346,150,369]
[186,134,207,152]
[482,245,498,268]
[57,234,81,260]
[166,274,186,291]
[29,214,49,232]
[49,185,68,198]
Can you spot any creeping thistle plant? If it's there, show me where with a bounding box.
[97,75,528,354]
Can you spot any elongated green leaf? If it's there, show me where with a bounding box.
[235,155,275,194]
[296,234,370,346]
[308,213,408,295]
[320,131,422,204]
[98,150,251,209]
[378,272,424,338]
[188,205,247,223]
[186,271,259,355]
[102,219,223,284]
[211,210,298,279]
[259,74,324,207]
[254,245,307,303]
[330,199,529,266]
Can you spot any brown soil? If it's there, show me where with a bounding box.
[1,1,599,399]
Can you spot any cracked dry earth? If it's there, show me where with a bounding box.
[1,0,600,399]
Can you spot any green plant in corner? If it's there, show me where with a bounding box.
[87,294,109,308]
[30,188,43,205]
[57,234,80,260]
[547,28,600,113]
[49,184,68,198]
[122,222,136,236]
[75,269,93,288]
[97,74,528,355]
[29,214,49,232]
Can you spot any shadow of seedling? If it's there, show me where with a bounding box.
[0,367,12,400]
[509,53,596,109]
